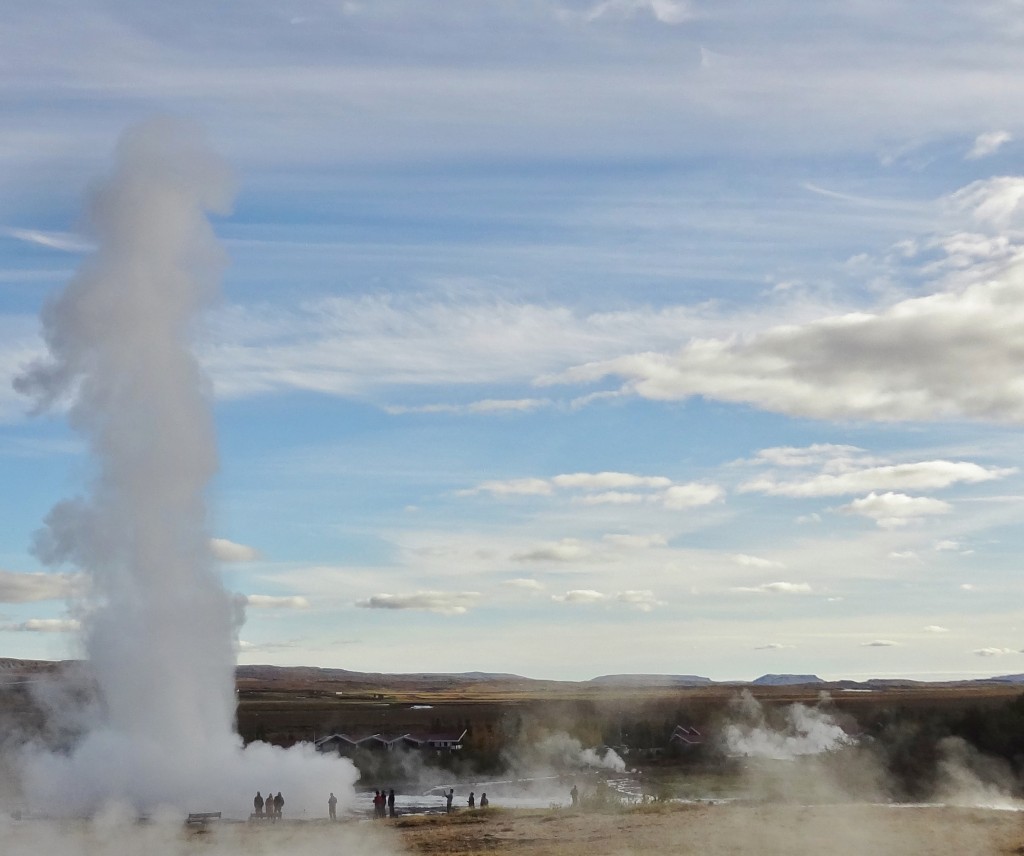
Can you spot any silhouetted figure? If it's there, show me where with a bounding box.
[388,788,396,817]
[254,791,264,817]
[375,790,385,818]
[329,792,337,820]
[480,793,489,808]
[468,792,475,808]
[445,788,454,813]
[570,784,579,807]
[274,792,284,819]
[267,788,276,818]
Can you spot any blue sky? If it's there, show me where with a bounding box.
[5,0,1024,681]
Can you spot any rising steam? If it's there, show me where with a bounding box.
[722,691,855,760]
[13,119,356,817]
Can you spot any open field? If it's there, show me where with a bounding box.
[386,803,1024,856]
[233,676,1024,747]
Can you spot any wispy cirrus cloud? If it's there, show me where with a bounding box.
[383,398,551,416]
[0,227,92,253]
[463,470,723,510]
[355,591,481,615]
[732,581,811,595]
[502,578,546,591]
[238,594,310,610]
[0,570,79,603]
[551,588,664,610]
[580,0,694,25]
[740,460,1012,498]
[966,131,1012,160]
[1,617,80,633]
[733,554,784,569]
[552,589,608,604]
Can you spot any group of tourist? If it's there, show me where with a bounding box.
[253,791,284,820]
[443,788,489,813]
[252,786,498,822]
[372,788,396,818]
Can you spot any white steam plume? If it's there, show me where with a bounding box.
[723,691,855,760]
[13,119,356,817]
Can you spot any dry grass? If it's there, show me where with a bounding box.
[386,803,1024,856]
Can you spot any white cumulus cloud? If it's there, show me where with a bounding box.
[0,570,79,603]
[840,491,952,528]
[210,538,262,562]
[544,265,1024,425]
[512,538,592,563]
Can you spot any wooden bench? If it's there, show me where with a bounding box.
[186,812,222,825]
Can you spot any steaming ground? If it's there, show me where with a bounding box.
[10,119,358,817]
[4,802,1024,856]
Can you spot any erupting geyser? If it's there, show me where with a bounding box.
[14,119,356,817]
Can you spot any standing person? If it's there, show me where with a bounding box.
[570,784,579,807]
[445,788,454,814]
[387,788,396,817]
[254,791,264,817]
[468,792,475,809]
[328,792,337,821]
[268,788,276,818]
[274,792,284,820]
[480,793,489,808]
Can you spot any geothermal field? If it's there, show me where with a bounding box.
[6,123,1024,856]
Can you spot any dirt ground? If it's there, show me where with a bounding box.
[386,803,1024,856]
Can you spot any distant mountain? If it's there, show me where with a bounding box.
[234,664,535,686]
[751,674,824,686]
[589,674,713,687]
[4,658,1024,689]
[985,674,1024,684]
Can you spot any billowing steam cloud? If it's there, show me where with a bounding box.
[722,691,855,760]
[13,119,356,817]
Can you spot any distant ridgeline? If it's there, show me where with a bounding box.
[3,659,1024,688]
[751,674,824,686]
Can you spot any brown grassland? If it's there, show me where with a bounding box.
[384,803,1024,856]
